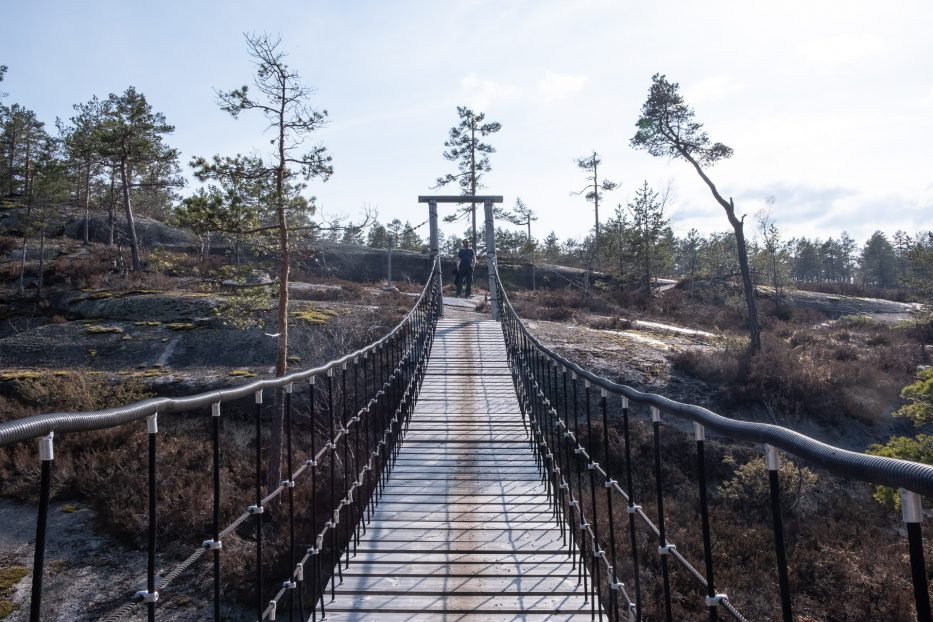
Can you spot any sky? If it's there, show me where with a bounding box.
[2,0,932,245]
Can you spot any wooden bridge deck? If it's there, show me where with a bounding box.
[327,315,591,620]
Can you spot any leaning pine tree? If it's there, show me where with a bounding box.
[631,73,761,351]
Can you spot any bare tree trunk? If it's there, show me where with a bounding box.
[267,96,290,494]
[119,160,142,272]
[730,209,762,351]
[17,171,34,295]
[107,169,116,246]
[682,151,762,352]
[36,225,45,299]
[83,164,91,245]
[17,219,29,295]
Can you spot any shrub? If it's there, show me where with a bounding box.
[718,454,819,520]
[867,434,933,507]
[671,339,747,385]
[894,367,933,425]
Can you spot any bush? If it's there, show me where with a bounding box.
[867,434,933,507]
[671,338,747,385]
[718,453,819,520]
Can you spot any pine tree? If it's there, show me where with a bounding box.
[632,73,760,350]
[98,87,180,272]
[572,151,618,262]
[433,106,501,248]
[627,181,670,293]
[61,96,104,245]
[216,33,334,489]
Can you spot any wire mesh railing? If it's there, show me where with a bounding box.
[491,260,933,622]
[0,262,441,622]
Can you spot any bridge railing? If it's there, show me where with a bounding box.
[491,262,933,622]
[0,262,441,622]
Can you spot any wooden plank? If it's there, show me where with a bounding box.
[333,574,580,594]
[323,593,590,614]
[325,615,590,622]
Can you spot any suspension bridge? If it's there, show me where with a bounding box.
[1,196,932,622]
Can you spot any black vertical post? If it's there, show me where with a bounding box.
[253,391,264,622]
[310,377,324,621]
[765,444,792,622]
[621,398,641,622]
[600,391,620,622]
[901,489,932,622]
[146,415,158,622]
[563,369,577,566]
[551,362,566,542]
[211,403,222,622]
[341,364,350,570]
[29,432,54,622]
[585,381,602,621]
[651,406,673,622]
[574,373,588,598]
[353,357,362,547]
[327,371,338,600]
[285,384,296,621]
[694,422,718,622]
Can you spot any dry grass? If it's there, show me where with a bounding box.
[567,411,925,622]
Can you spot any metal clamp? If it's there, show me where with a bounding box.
[594,549,606,559]
[146,414,158,435]
[626,504,642,514]
[705,594,728,607]
[610,581,625,591]
[574,447,585,455]
[305,459,318,467]
[39,432,54,461]
[587,462,598,471]
[135,590,159,604]
[658,544,676,555]
[211,402,221,417]
[268,600,277,620]
[579,522,589,530]
[282,580,296,590]
[281,480,295,489]
[247,505,264,515]
[202,539,222,550]
[603,478,618,489]
[295,563,304,581]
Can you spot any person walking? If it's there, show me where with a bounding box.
[456,239,476,298]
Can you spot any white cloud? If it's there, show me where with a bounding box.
[683,75,742,105]
[459,73,521,111]
[797,33,884,65]
[536,71,586,101]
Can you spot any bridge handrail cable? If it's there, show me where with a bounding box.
[492,259,931,622]
[0,267,440,448]
[492,262,933,497]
